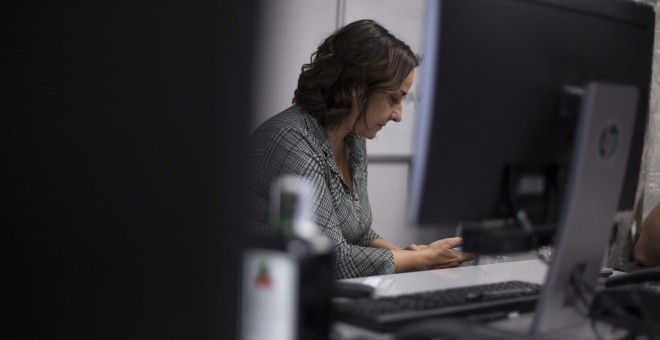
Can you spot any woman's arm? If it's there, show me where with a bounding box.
[369,237,402,251]
[370,237,472,273]
[635,203,660,267]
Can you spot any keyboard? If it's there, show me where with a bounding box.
[333,280,541,332]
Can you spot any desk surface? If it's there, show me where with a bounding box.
[334,258,627,340]
[340,258,548,297]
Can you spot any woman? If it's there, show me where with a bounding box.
[248,20,472,279]
[635,202,660,267]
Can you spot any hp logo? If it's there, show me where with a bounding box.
[598,122,619,161]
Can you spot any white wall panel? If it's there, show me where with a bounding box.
[251,0,427,247]
[367,162,455,247]
[344,0,427,157]
[251,0,338,131]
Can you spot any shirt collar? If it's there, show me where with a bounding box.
[295,105,366,166]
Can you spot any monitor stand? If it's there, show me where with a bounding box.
[530,82,638,336]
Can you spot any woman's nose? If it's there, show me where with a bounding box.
[391,105,402,122]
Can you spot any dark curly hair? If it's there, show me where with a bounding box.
[293,20,419,131]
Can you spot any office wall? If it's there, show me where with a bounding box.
[344,0,426,157]
[251,0,338,130]
[253,0,660,249]
[641,0,660,217]
[367,162,456,246]
[253,0,434,247]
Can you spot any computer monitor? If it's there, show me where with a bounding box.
[408,0,654,246]
[407,0,654,335]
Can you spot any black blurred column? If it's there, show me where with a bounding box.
[2,1,258,338]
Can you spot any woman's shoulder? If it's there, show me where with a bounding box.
[252,106,311,135]
[249,106,331,155]
[253,106,327,142]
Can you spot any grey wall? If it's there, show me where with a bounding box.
[253,0,436,247]
[253,0,660,251]
[251,0,338,130]
[640,1,660,218]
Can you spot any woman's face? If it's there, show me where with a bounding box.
[354,71,415,140]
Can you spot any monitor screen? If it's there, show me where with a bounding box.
[407,0,655,244]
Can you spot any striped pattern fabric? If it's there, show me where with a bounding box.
[247,105,395,279]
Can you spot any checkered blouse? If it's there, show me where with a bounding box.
[247,105,395,279]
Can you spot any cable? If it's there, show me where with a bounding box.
[590,292,641,339]
[589,318,607,340]
[586,281,660,339]
[566,270,629,340]
[568,272,593,317]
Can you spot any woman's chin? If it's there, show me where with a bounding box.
[365,132,378,140]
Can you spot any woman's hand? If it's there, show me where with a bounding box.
[392,237,473,273]
[428,237,463,249]
[403,243,428,251]
[424,237,473,269]
[423,246,473,269]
